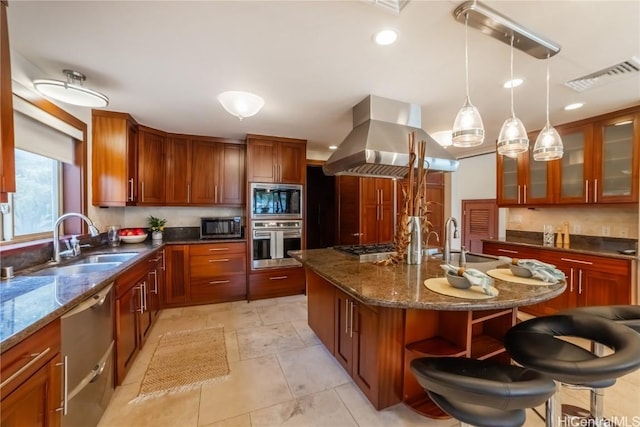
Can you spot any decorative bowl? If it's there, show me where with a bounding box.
[509,264,532,278]
[119,233,148,244]
[446,271,471,289]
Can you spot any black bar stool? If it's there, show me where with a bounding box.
[504,314,640,427]
[410,357,556,427]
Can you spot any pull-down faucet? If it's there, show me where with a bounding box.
[443,217,459,264]
[52,213,100,263]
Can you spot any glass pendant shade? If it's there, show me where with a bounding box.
[452,97,484,147]
[33,70,108,108]
[217,91,265,120]
[497,116,529,156]
[533,125,563,160]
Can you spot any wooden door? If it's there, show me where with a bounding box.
[165,136,191,204]
[278,142,305,184]
[163,245,189,307]
[138,128,166,204]
[336,176,361,245]
[190,140,221,204]
[461,199,498,253]
[247,139,277,183]
[218,143,245,205]
[352,302,379,404]
[116,287,138,384]
[334,291,353,373]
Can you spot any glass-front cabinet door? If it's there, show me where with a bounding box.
[496,153,521,205]
[593,112,639,203]
[556,123,593,204]
[524,131,554,205]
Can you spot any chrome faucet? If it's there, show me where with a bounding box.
[52,213,100,263]
[425,231,440,255]
[443,217,459,264]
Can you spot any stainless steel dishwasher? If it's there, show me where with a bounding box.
[61,282,115,427]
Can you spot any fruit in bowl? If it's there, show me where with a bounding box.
[118,228,148,244]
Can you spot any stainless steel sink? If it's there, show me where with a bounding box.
[31,262,122,276]
[82,253,138,263]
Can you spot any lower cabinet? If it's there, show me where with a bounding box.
[248,266,305,301]
[164,245,189,307]
[189,242,246,304]
[1,320,62,427]
[482,241,632,316]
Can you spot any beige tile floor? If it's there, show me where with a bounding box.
[98,296,640,427]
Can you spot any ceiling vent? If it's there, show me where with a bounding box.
[364,0,409,15]
[564,58,640,92]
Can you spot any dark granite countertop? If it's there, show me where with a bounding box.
[290,248,566,311]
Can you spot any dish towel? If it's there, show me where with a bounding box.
[498,256,565,284]
[440,264,498,297]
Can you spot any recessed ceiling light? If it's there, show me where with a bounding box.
[503,78,523,89]
[329,145,338,150]
[564,102,584,111]
[373,29,398,46]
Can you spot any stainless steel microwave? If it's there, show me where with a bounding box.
[200,217,243,239]
[250,183,303,219]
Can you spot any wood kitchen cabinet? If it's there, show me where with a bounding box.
[146,249,165,321]
[336,176,395,245]
[163,245,189,307]
[1,319,62,427]
[137,126,166,205]
[92,110,139,206]
[0,1,15,200]
[246,134,307,184]
[248,266,305,301]
[189,242,247,304]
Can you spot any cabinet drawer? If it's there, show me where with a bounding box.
[190,275,246,303]
[249,267,306,300]
[1,319,61,399]
[189,242,246,256]
[190,253,246,278]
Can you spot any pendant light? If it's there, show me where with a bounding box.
[533,56,564,161]
[452,13,484,147]
[33,70,108,108]
[497,36,529,157]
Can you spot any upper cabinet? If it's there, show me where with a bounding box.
[246,134,306,184]
[190,138,245,205]
[497,106,639,206]
[137,126,166,205]
[0,2,15,199]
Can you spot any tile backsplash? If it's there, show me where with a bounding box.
[507,206,638,239]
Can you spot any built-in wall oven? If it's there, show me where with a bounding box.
[251,220,302,269]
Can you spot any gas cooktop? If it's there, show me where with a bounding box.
[334,244,396,262]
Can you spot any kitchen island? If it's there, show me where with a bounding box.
[290,248,566,418]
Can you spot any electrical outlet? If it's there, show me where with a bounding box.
[0,203,9,214]
[619,227,628,238]
[572,224,582,234]
[602,225,611,236]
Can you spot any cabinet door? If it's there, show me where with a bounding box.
[556,123,594,204]
[0,2,15,197]
[147,258,162,320]
[165,136,191,204]
[593,112,639,203]
[523,143,554,204]
[496,153,523,205]
[352,302,379,403]
[378,179,395,243]
[115,287,138,385]
[306,270,335,353]
[190,140,221,204]
[579,269,630,307]
[247,139,277,183]
[137,279,153,347]
[278,142,305,184]
[337,176,361,245]
[164,245,189,307]
[218,143,245,205]
[138,129,166,205]
[0,354,62,427]
[334,291,353,372]
[360,204,379,245]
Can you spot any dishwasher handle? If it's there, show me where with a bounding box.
[62,283,113,318]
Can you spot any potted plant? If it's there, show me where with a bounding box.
[148,215,167,241]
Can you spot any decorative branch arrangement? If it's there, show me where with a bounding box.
[375,132,431,266]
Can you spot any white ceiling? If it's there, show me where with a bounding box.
[7,1,640,160]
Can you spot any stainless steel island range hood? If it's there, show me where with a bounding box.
[323,95,459,178]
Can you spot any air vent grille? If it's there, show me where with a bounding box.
[565,59,640,92]
[364,0,409,15]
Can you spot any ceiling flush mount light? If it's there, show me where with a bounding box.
[373,29,398,46]
[33,69,109,108]
[329,145,338,150]
[533,56,563,161]
[497,36,529,157]
[564,102,584,111]
[217,91,265,121]
[451,13,484,147]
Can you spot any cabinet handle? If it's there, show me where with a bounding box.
[215,185,218,203]
[149,270,158,294]
[349,301,354,338]
[137,285,144,313]
[578,270,583,294]
[187,183,191,203]
[345,299,349,334]
[269,275,288,280]
[0,347,52,390]
[569,268,574,292]
[523,185,527,204]
[208,258,229,262]
[517,185,521,204]
[497,248,518,254]
[208,280,230,285]
[208,248,229,251]
[560,257,593,265]
[55,355,68,415]
[161,250,166,271]
[128,179,134,201]
[593,179,598,203]
[585,180,589,203]
[141,182,145,202]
